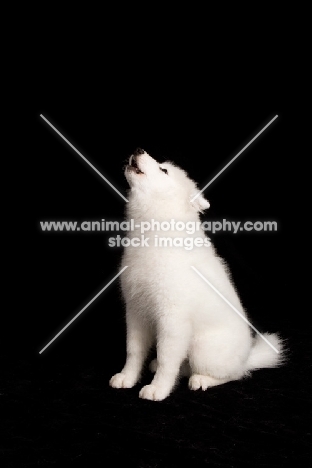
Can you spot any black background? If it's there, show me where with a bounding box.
[2,20,310,467]
[25,102,292,361]
[26,93,293,360]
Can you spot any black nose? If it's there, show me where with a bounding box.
[133,148,145,156]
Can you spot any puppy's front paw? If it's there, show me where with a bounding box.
[139,384,169,401]
[109,373,136,389]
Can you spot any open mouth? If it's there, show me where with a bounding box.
[128,155,144,174]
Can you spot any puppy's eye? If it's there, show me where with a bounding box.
[160,167,168,174]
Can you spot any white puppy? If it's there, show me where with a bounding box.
[109,149,284,401]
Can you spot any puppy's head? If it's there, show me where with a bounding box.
[125,149,209,215]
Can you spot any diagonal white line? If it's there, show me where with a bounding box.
[39,266,128,354]
[191,266,279,353]
[191,115,278,201]
[40,114,129,203]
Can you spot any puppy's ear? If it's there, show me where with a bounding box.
[190,191,210,213]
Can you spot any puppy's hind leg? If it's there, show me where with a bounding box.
[188,374,233,390]
[188,332,247,391]
[110,309,153,389]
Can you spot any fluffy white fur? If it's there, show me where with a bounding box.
[109,150,284,401]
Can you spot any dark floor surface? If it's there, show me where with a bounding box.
[1,317,311,467]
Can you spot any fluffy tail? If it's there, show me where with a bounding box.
[246,333,286,371]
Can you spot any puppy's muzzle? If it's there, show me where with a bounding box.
[133,148,145,157]
[128,149,145,174]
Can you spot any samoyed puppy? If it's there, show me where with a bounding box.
[109,148,283,401]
